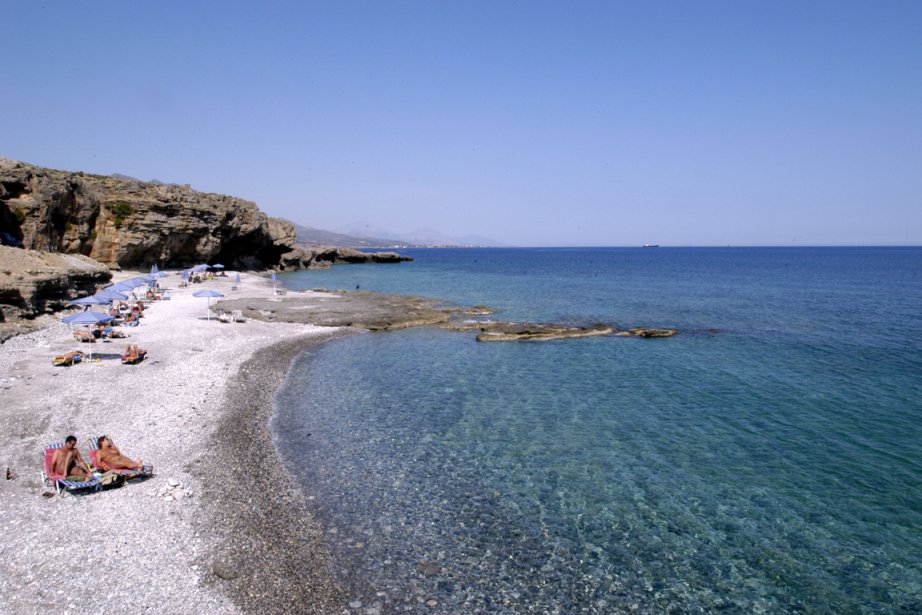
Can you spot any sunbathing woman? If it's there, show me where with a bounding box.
[96,436,143,471]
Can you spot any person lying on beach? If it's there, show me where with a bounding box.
[122,344,147,363]
[74,329,96,342]
[51,435,94,481]
[52,350,85,366]
[95,436,144,471]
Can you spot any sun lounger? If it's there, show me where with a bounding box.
[41,443,101,495]
[52,350,85,366]
[86,436,154,480]
[231,310,247,323]
[217,310,233,323]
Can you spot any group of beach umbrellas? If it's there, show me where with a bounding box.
[61,263,238,360]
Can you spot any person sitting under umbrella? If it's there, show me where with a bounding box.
[95,436,144,472]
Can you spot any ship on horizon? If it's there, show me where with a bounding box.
[643,243,660,248]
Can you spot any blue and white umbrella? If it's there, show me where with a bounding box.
[106,282,135,293]
[62,311,115,325]
[67,295,110,307]
[192,289,225,319]
[95,289,128,302]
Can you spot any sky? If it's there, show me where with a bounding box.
[2,1,920,247]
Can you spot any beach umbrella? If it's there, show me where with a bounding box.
[105,282,135,293]
[235,273,241,284]
[67,295,110,307]
[95,289,128,302]
[192,289,224,320]
[62,311,115,325]
[192,264,209,272]
[271,270,277,294]
[210,263,224,269]
[62,311,115,361]
[151,264,160,275]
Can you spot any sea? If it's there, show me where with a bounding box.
[271,247,922,614]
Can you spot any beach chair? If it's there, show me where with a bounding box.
[41,443,101,495]
[231,310,247,323]
[217,310,233,323]
[86,436,154,480]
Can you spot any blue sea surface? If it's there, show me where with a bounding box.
[273,247,922,613]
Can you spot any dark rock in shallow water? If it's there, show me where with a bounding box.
[473,322,615,342]
[418,561,442,577]
[628,327,679,338]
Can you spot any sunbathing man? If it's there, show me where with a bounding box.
[96,436,144,471]
[51,436,94,481]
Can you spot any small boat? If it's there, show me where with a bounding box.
[643,243,659,248]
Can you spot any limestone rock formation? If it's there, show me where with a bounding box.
[278,245,413,270]
[0,158,295,270]
[0,245,111,340]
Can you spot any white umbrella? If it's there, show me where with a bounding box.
[192,289,225,320]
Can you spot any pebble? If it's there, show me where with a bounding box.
[168,477,181,487]
[212,560,240,580]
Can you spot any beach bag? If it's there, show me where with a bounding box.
[98,470,123,487]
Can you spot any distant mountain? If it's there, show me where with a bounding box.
[335,222,506,247]
[291,223,418,248]
[111,173,170,186]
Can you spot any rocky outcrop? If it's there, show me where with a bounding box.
[0,245,111,341]
[446,320,679,342]
[0,158,296,270]
[214,290,452,331]
[214,290,681,342]
[278,245,413,270]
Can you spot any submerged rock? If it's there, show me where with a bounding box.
[474,322,615,342]
[628,327,679,338]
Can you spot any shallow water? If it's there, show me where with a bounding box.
[274,247,922,613]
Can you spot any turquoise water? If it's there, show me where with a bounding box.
[273,248,922,613]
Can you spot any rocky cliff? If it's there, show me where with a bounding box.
[0,158,295,270]
[0,245,112,340]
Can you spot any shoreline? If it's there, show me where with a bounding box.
[196,328,358,613]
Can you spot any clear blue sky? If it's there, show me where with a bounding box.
[3,1,920,246]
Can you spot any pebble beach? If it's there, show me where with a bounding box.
[0,271,352,614]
